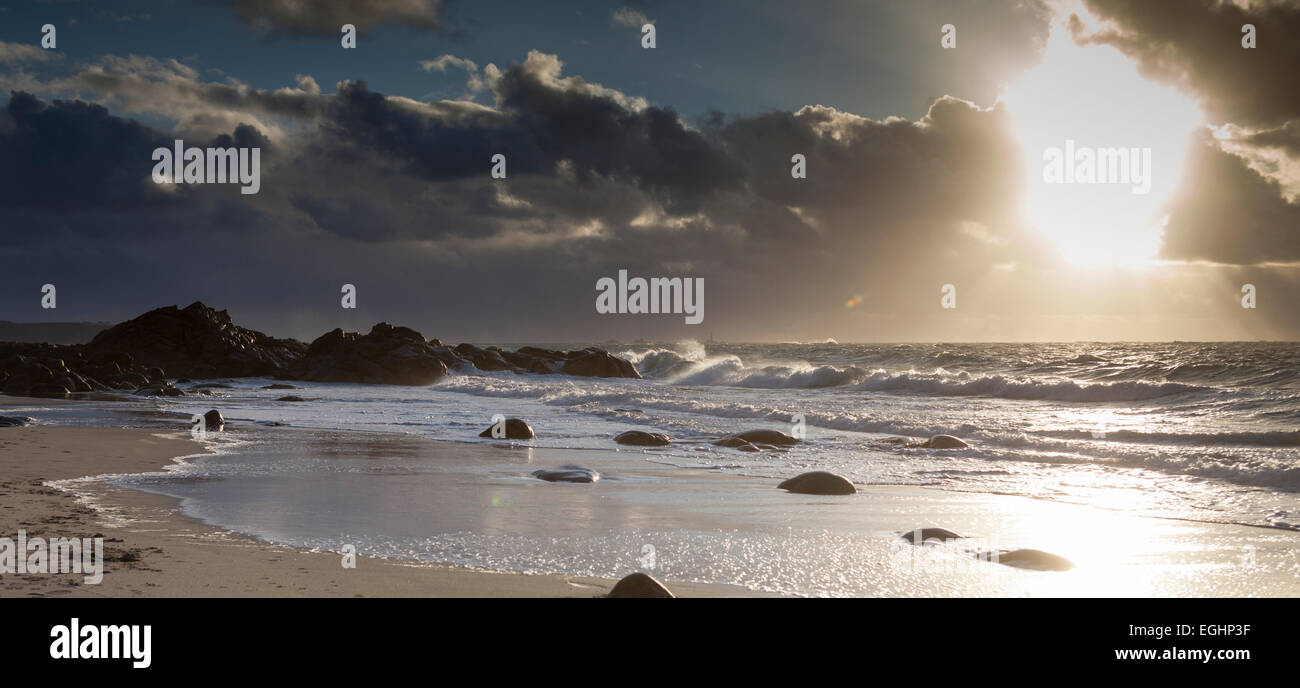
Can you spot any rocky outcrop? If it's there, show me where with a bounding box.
[561,348,640,378]
[614,430,671,446]
[86,302,305,379]
[3,304,641,393]
[450,343,640,378]
[452,344,514,371]
[0,342,165,396]
[284,324,448,385]
[478,418,535,440]
[606,572,675,598]
[777,471,856,495]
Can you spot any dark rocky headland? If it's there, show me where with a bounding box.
[0,301,641,397]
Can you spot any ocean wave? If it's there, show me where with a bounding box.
[1032,428,1300,447]
[641,357,1217,402]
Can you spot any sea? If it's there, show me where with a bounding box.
[29,340,1300,596]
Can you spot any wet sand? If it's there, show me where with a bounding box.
[0,397,760,597]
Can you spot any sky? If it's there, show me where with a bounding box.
[0,0,1297,343]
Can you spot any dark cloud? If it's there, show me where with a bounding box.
[1077,0,1300,128]
[0,92,173,211]
[223,0,451,36]
[1160,132,1300,265]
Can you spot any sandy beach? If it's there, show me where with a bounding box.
[0,397,762,597]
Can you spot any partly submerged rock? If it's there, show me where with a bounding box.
[777,471,856,495]
[561,348,640,378]
[614,430,671,446]
[917,434,969,449]
[899,528,964,544]
[198,408,225,431]
[720,429,800,447]
[276,395,306,402]
[134,382,183,397]
[532,464,600,483]
[262,384,297,390]
[606,572,675,598]
[478,418,535,440]
[990,549,1074,571]
[0,415,35,427]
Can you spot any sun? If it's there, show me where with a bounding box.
[1002,13,1203,267]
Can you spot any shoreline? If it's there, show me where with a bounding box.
[0,397,767,597]
[5,394,1300,597]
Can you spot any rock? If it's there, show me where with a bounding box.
[614,430,670,446]
[606,572,675,598]
[777,471,856,495]
[560,348,641,378]
[453,343,515,371]
[276,395,306,402]
[262,384,297,390]
[0,415,35,427]
[285,323,449,385]
[532,465,600,483]
[917,434,969,449]
[717,429,799,447]
[478,418,535,440]
[134,382,183,397]
[86,301,306,378]
[899,528,963,544]
[200,409,225,430]
[29,383,71,397]
[736,442,762,452]
[990,549,1074,571]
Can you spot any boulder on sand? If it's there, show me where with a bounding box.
[478,418,535,440]
[614,430,671,446]
[606,572,675,598]
[777,471,856,495]
[532,464,600,483]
